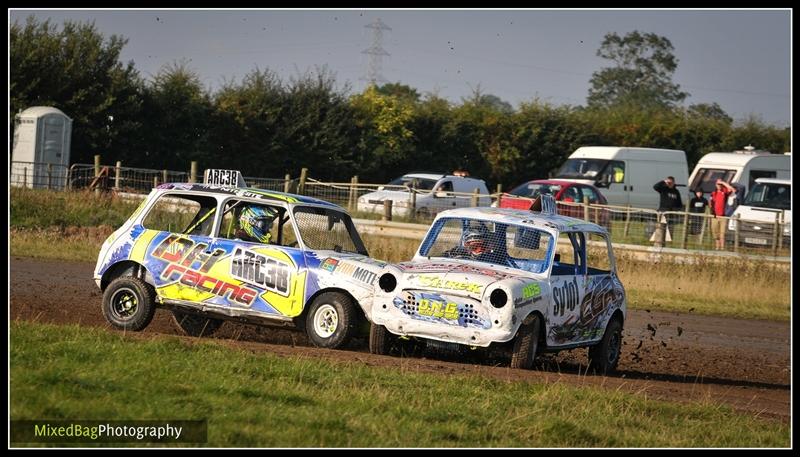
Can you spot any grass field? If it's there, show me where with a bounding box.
[10,321,788,447]
[10,188,791,321]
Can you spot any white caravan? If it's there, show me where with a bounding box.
[688,147,791,196]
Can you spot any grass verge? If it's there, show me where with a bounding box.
[10,321,789,447]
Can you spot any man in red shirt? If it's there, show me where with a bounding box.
[709,179,736,250]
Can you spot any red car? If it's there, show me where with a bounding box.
[498,179,610,228]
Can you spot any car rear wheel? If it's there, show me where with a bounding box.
[588,318,623,374]
[305,292,358,349]
[171,311,224,337]
[102,276,156,331]
[510,315,540,369]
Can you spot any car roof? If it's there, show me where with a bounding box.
[754,178,791,185]
[155,183,342,209]
[519,179,594,187]
[434,206,608,234]
[404,173,446,180]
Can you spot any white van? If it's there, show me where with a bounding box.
[688,147,790,196]
[357,173,491,218]
[554,146,688,209]
[727,178,791,248]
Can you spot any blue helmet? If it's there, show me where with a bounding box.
[238,206,278,244]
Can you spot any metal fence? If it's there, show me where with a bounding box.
[9,160,790,258]
[9,161,70,190]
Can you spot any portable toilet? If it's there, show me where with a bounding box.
[11,106,72,189]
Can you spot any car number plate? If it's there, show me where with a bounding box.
[744,237,768,245]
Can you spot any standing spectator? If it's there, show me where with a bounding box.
[688,190,708,235]
[709,179,736,250]
[653,176,684,235]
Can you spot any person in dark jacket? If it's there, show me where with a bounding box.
[653,176,684,234]
[688,189,708,235]
[653,176,683,211]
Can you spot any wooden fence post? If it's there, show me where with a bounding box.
[298,168,308,195]
[382,200,393,221]
[115,161,122,190]
[190,161,198,183]
[680,200,690,249]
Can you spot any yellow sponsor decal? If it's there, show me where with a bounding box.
[417,275,483,294]
[130,230,161,263]
[418,299,459,320]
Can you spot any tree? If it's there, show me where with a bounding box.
[375,82,420,103]
[686,102,733,124]
[10,16,144,163]
[138,61,213,169]
[587,31,688,110]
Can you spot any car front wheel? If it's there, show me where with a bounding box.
[102,276,156,331]
[305,292,358,349]
[588,318,623,374]
[510,315,540,369]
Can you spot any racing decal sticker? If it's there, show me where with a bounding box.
[393,291,491,329]
[415,274,483,294]
[552,277,579,317]
[548,275,623,344]
[152,234,256,307]
[514,282,543,308]
[333,261,378,285]
[230,247,291,297]
[320,257,339,272]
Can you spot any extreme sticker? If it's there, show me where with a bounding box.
[417,275,483,294]
[230,247,291,296]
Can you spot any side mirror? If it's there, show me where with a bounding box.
[377,186,385,191]
[595,175,610,188]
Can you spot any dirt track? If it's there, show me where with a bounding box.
[10,257,791,421]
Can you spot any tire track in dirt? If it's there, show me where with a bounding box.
[10,257,790,421]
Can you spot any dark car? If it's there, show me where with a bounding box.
[497,179,610,229]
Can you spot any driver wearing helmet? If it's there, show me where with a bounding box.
[447,225,506,264]
[235,205,278,244]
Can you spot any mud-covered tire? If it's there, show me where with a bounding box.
[305,292,358,349]
[369,323,418,356]
[510,315,540,369]
[171,311,224,337]
[588,318,623,374]
[102,276,156,331]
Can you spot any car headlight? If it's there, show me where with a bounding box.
[728,219,736,230]
[379,273,397,293]
[489,289,508,308]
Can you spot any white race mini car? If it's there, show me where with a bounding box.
[369,196,627,373]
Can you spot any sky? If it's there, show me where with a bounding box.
[9,8,792,127]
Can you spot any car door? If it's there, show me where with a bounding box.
[208,199,308,318]
[547,231,588,347]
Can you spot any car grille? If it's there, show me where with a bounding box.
[395,290,487,328]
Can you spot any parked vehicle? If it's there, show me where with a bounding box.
[688,146,791,196]
[95,176,388,349]
[357,173,491,218]
[495,179,610,229]
[554,146,688,209]
[727,178,791,248]
[369,195,627,373]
